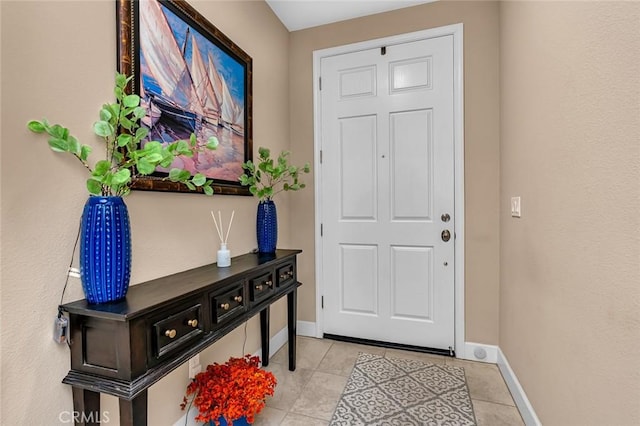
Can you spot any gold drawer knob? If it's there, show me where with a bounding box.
[165,329,177,339]
[187,319,198,327]
[255,284,263,291]
[234,295,243,302]
[265,280,273,287]
[220,303,230,310]
[281,271,293,280]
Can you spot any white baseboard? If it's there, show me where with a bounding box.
[462,341,498,363]
[497,348,541,426]
[175,406,199,426]
[259,325,289,358]
[296,320,317,337]
[250,321,317,360]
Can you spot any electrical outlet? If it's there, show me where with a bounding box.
[188,355,201,379]
[53,315,68,344]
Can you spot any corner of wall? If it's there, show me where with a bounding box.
[497,348,542,426]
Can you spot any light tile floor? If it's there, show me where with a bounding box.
[254,337,524,426]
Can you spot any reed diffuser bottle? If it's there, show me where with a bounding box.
[211,210,234,268]
[217,243,231,267]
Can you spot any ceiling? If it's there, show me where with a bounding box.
[265,0,437,32]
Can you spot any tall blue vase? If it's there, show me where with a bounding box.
[80,196,132,304]
[256,200,277,253]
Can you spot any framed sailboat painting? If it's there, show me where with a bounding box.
[117,0,253,195]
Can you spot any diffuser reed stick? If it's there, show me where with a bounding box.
[210,211,224,243]
[210,210,235,244]
[224,211,235,245]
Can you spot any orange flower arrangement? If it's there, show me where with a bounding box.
[181,355,277,426]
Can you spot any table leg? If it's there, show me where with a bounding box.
[260,306,270,366]
[72,387,100,426]
[287,288,297,371]
[119,390,148,426]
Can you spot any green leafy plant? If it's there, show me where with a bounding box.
[27,73,219,196]
[239,147,310,201]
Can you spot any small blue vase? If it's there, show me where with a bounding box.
[80,196,132,304]
[210,416,249,426]
[256,200,277,253]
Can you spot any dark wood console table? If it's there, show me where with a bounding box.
[60,249,302,426]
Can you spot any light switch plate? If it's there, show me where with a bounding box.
[511,196,521,218]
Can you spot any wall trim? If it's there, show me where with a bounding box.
[296,320,318,338]
[263,325,289,358]
[176,406,198,426]
[312,23,465,356]
[462,341,498,363]
[497,348,542,426]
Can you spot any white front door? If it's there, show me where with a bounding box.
[319,34,456,351]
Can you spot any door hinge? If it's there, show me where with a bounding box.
[321,296,324,309]
[320,150,323,164]
[319,76,322,90]
[320,223,323,236]
[381,46,386,55]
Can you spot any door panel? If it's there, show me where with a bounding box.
[339,66,377,98]
[390,56,432,92]
[390,109,433,220]
[391,245,433,321]
[339,115,377,220]
[340,244,378,315]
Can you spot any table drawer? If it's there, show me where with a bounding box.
[249,270,275,303]
[152,302,203,359]
[211,282,246,326]
[276,262,295,288]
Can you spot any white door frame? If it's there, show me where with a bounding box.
[312,23,465,357]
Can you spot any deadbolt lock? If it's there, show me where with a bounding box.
[441,213,451,222]
[441,230,451,242]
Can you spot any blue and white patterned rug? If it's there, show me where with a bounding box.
[329,352,476,426]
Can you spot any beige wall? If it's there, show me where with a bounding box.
[290,1,502,344]
[0,0,289,424]
[499,1,640,424]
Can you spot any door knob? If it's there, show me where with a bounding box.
[441,230,451,242]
